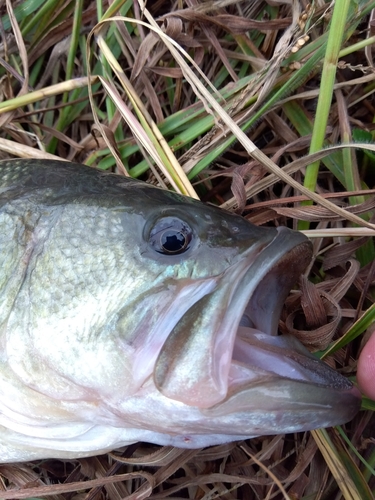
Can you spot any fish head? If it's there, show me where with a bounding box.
[142,206,360,428]
[90,169,359,432]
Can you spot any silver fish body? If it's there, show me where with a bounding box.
[0,159,361,462]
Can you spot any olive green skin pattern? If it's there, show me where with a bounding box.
[0,160,361,462]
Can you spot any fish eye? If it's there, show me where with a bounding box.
[149,217,193,255]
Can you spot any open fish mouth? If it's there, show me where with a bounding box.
[154,226,361,429]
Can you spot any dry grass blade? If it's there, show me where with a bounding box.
[0,138,69,160]
[302,228,375,237]
[311,429,373,500]
[0,471,155,499]
[239,445,292,500]
[283,280,341,350]
[268,197,375,222]
[109,446,185,466]
[0,77,96,114]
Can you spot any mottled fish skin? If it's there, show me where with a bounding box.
[0,159,361,462]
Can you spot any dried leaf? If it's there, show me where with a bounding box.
[282,285,341,350]
[300,275,328,329]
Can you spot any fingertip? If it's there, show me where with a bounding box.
[357,330,375,399]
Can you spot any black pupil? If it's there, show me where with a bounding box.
[149,217,192,255]
[161,230,186,253]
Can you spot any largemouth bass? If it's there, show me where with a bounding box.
[0,159,360,462]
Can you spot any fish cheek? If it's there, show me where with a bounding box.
[153,290,230,409]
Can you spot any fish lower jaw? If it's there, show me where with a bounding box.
[0,419,253,460]
[0,364,361,462]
